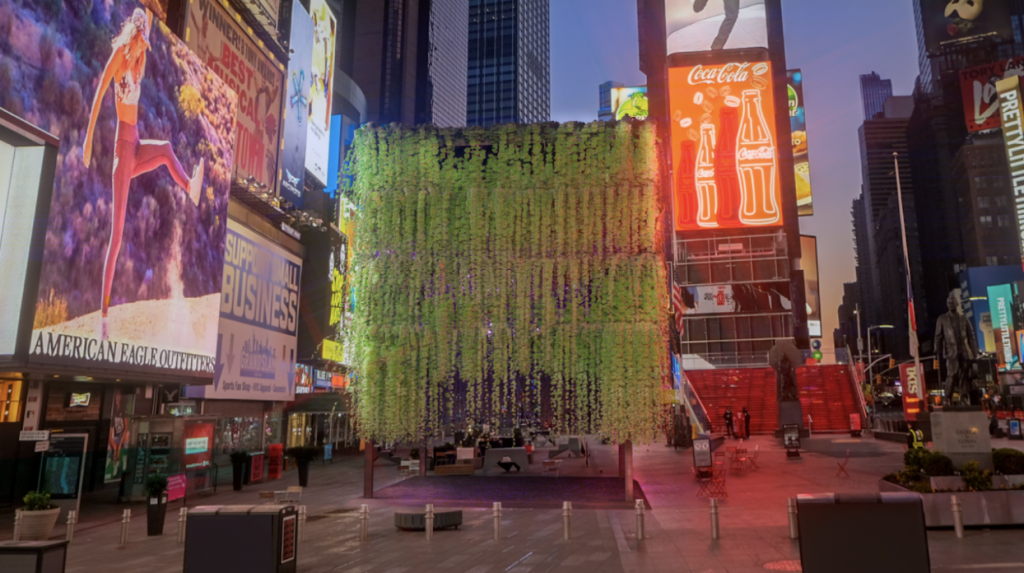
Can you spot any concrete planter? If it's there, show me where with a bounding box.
[879,480,1024,527]
[18,508,60,541]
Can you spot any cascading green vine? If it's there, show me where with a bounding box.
[349,121,668,445]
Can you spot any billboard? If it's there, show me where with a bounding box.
[959,57,1024,133]
[183,421,214,470]
[997,75,1024,272]
[788,70,813,216]
[187,220,302,401]
[294,364,314,394]
[185,0,285,192]
[801,236,822,338]
[665,0,768,55]
[920,0,1014,55]
[305,0,337,185]
[279,0,314,207]
[610,87,649,121]
[678,282,791,315]
[0,0,238,377]
[899,363,923,422]
[670,61,783,231]
[988,284,1018,370]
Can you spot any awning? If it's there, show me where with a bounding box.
[285,391,351,414]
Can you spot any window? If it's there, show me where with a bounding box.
[986,256,999,266]
[995,196,1010,208]
[980,215,993,228]
[977,196,991,209]
[998,215,1013,228]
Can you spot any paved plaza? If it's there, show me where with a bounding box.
[8,436,1024,572]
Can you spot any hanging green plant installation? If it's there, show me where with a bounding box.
[349,121,668,445]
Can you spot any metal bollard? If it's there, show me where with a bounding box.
[562,501,572,541]
[425,504,434,541]
[635,500,645,541]
[492,502,502,541]
[710,499,720,540]
[787,498,799,540]
[358,505,369,542]
[177,508,188,543]
[13,509,22,542]
[298,506,307,542]
[65,510,77,543]
[119,509,131,545]
[952,495,964,539]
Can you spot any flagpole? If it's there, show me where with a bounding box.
[894,152,924,403]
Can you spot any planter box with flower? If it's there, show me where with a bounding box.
[880,448,1024,527]
[17,491,60,541]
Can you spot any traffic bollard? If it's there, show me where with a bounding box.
[787,498,799,540]
[952,495,964,539]
[425,504,434,541]
[65,510,77,543]
[710,499,720,540]
[635,500,645,541]
[562,501,572,541]
[298,506,307,542]
[13,509,22,542]
[119,509,131,545]
[358,505,369,542]
[177,508,188,543]
[493,502,502,541]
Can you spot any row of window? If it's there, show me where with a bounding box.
[977,196,1012,209]
[978,214,1015,228]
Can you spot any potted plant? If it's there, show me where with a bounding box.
[145,474,169,536]
[230,450,248,491]
[18,491,59,541]
[285,446,321,487]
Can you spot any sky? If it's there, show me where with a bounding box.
[550,0,922,350]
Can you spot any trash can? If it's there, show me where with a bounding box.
[796,493,929,573]
[184,505,297,573]
[0,540,68,573]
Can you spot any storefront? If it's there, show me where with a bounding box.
[285,389,356,452]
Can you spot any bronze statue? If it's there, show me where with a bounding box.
[933,294,978,404]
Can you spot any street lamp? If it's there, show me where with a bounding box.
[867,325,894,382]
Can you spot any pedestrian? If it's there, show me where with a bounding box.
[723,407,734,438]
[742,407,751,439]
[692,0,740,51]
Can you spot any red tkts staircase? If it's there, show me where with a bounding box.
[686,365,860,434]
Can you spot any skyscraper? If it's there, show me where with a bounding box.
[467,0,551,126]
[859,72,893,120]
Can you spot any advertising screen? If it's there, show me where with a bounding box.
[679,282,791,315]
[0,0,238,378]
[185,0,285,192]
[305,0,337,185]
[801,235,822,338]
[788,70,813,216]
[670,60,783,231]
[920,0,1013,55]
[280,0,314,208]
[610,87,649,121]
[187,220,302,401]
[997,75,1024,272]
[294,364,314,394]
[988,284,1018,370]
[665,0,767,55]
[960,57,1024,133]
[183,421,214,470]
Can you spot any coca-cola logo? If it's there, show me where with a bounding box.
[688,63,751,86]
[696,168,715,179]
[738,147,774,160]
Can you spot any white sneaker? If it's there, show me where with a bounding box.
[189,158,205,206]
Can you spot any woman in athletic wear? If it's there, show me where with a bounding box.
[83,8,204,327]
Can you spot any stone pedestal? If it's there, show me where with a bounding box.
[930,407,993,471]
[776,400,804,436]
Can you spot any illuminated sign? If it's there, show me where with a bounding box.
[665,0,767,55]
[997,75,1024,273]
[988,284,1018,370]
[183,421,214,469]
[678,282,791,315]
[920,0,1013,55]
[900,363,923,422]
[610,87,649,120]
[279,0,314,207]
[801,236,822,337]
[322,339,344,363]
[294,364,314,394]
[67,393,91,408]
[305,0,337,185]
[788,70,813,216]
[670,61,783,231]
[960,58,1024,133]
[4,0,239,378]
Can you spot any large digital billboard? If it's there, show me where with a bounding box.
[665,0,767,55]
[187,220,302,401]
[279,0,313,207]
[988,284,1018,370]
[678,282,791,315]
[670,60,783,231]
[801,235,822,338]
[185,0,285,192]
[788,70,813,216]
[920,0,1013,55]
[0,0,238,377]
[610,87,649,121]
[305,0,337,186]
[960,57,1024,133]
[997,75,1024,272]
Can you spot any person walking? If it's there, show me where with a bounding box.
[742,407,751,439]
[693,0,740,51]
[723,407,734,438]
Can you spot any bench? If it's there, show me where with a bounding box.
[394,510,463,531]
[434,463,475,476]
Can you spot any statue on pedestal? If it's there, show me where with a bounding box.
[933,294,978,405]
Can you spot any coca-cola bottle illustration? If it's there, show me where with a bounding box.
[676,140,698,228]
[715,107,741,225]
[736,89,780,225]
[695,124,718,228]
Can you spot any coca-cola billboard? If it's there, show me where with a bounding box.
[670,60,783,231]
[959,57,1024,133]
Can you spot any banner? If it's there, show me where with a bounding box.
[665,0,767,55]
[996,75,1024,272]
[919,0,1013,55]
[183,421,214,470]
[279,0,313,207]
[788,70,813,216]
[800,236,821,337]
[185,0,285,191]
[988,283,1018,370]
[188,220,302,400]
[305,0,337,185]
[899,362,923,422]
[960,57,1024,133]
[2,0,238,378]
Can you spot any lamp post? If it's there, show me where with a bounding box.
[867,325,894,383]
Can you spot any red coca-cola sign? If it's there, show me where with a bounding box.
[669,60,782,231]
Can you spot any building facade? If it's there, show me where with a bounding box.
[859,72,894,120]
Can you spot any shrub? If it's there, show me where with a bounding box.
[144,474,168,498]
[908,481,934,494]
[921,452,955,477]
[904,448,928,472]
[23,491,54,511]
[993,448,1024,475]
[962,461,993,492]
